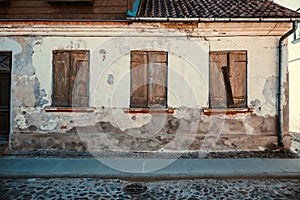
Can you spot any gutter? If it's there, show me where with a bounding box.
[127,17,300,22]
[277,21,298,146]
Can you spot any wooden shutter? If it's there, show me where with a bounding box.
[148,51,167,108]
[229,51,247,108]
[69,51,89,107]
[53,51,70,107]
[130,51,148,108]
[209,52,227,108]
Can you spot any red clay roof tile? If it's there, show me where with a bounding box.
[136,0,300,19]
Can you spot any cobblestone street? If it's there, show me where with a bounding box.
[1,178,299,200]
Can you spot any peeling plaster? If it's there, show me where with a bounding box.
[13,37,37,76]
[34,77,48,107]
[15,114,27,130]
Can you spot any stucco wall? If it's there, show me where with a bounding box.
[0,22,292,154]
[289,39,300,132]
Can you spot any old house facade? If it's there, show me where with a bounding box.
[0,0,299,156]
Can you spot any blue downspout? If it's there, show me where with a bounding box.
[278,21,297,146]
[127,0,141,17]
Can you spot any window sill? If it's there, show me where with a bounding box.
[202,108,253,116]
[292,38,300,44]
[124,108,175,114]
[45,107,95,113]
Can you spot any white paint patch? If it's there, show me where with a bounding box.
[15,114,27,129]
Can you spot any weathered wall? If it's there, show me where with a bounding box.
[288,36,300,133]
[0,21,292,154]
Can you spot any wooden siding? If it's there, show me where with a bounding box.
[0,0,134,20]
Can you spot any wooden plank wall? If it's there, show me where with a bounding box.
[0,0,134,20]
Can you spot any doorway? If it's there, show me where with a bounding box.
[0,51,11,142]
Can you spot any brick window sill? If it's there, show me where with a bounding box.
[202,108,253,116]
[44,107,95,113]
[124,108,175,114]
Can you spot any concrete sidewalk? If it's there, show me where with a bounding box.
[0,157,299,180]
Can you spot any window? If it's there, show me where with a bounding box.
[0,52,11,135]
[52,50,89,107]
[293,22,300,42]
[130,50,167,108]
[209,51,247,108]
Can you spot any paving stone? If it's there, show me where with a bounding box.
[1,178,299,199]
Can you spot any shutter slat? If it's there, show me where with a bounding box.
[209,52,227,108]
[69,52,89,107]
[229,51,247,107]
[130,51,148,108]
[52,52,70,107]
[148,51,167,108]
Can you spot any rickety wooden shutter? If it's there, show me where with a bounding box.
[130,51,148,108]
[52,50,89,107]
[53,51,70,107]
[148,51,167,108]
[209,52,227,108]
[229,51,247,108]
[209,51,247,108]
[130,50,167,108]
[69,51,89,107]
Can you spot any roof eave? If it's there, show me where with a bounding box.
[127,17,300,22]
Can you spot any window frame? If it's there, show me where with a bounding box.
[51,50,90,108]
[130,50,168,109]
[209,50,248,109]
[292,22,300,43]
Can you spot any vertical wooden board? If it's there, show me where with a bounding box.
[52,51,70,107]
[229,51,247,107]
[69,51,89,107]
[130,51,148,108]
[131,62,148,108]
[148,51,167,107]
[209,52,227,108]
[0,113,9,131]
[221,66,234,106]
[0,75,10,107]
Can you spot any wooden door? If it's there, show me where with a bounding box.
[0,52,11,140]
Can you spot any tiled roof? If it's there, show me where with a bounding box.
[136,0,300,19]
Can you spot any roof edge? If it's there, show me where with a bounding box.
[127,17,300,22]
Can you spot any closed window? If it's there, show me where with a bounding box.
[209,51,247,108]
[130,50,168,108]
[293,22,300,41]
[52,50,89,107]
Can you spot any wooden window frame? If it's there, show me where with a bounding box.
[51,50,90,109]
[130,50,168,109]
[209,50,248,110]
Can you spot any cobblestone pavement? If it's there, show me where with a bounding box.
[0,178,299,200]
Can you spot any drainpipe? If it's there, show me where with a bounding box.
[278,21,297,146]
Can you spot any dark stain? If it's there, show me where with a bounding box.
[34,77,48,107]
[28,125,38,131]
